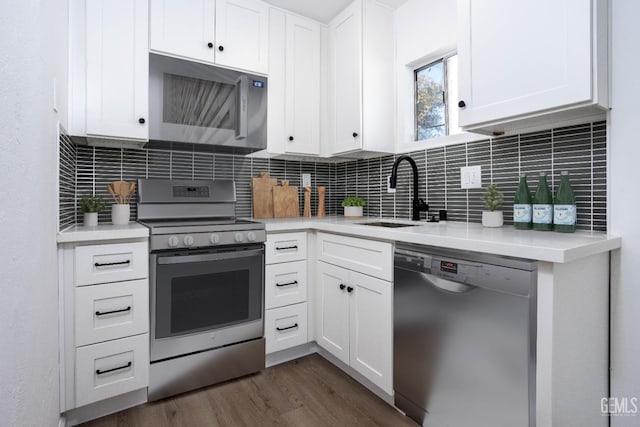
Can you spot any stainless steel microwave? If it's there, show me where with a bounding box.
[149,53,267,153]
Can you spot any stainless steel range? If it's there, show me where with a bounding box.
[137,178,266,401]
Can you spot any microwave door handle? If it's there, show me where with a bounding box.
[235,75,248,140]
[157,248,263,265]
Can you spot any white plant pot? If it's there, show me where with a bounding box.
[482,210,504,228]
[344,206,363,218]
[112,204,131,225]
[83,212,98,227]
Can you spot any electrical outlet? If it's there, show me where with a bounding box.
[461,165,482,189]
[301,173,311,187]
[387,176,396,193]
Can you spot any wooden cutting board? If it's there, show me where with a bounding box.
[273,180,300,218]
[252,172,277,218]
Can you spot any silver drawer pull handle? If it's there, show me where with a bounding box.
[96,361,132,375]
[275,280,298,287]
[94,260,130,267]
[276,323,298,332]
[275,245,298,251]
[95,306,131,316]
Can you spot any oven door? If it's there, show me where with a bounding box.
[150,245,264,362]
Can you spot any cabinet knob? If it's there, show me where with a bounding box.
[458,100,466,109]
[352,132,358,138]
[339,284,346,290]
[207,42,214,48]
[138,118,145,124]
[218,45,224,52]
[288,136,294,141]
[347,286,354,293]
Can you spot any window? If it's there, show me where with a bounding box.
[415,54,459,141]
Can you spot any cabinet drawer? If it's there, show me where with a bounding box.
[75,241,148,286]
[75,279,149,347]
[75,333,149,408]
[316,232,392,281]
[265,303,308,354]
[265,232,307,264]
[265,261,307,309]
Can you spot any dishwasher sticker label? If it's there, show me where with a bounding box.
[440,261,458,274]
[532,204,553,224]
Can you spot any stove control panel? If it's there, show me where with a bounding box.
[150,229,266,251]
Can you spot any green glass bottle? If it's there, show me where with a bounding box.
[554,171,576,233]
[532,172,553,231]
[513,174,532,229]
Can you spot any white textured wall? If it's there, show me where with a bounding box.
[0,0,67,425]
[394,0,457,148]
[609,0,640,424]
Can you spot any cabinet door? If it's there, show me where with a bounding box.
[215,0,269,74]
[330,1,362,154]
[317,262,350,365]
[458,0,592,127]
[149,0,215,63]
[348,270,392,395]
[285,15,321,155]
[85,0,148,140]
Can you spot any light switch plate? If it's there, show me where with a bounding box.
[301,173,311,187]
[461,165,482,189]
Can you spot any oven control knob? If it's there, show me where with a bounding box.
[235,232,245,243]
[247,231,256,242]
[183,235,194,247]
[168,235,179,248]
[210,233,220,245]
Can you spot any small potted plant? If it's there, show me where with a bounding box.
[80,195,104,227]
[342,196,366,218]
[482,184,504,227]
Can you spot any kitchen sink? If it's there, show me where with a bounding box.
[358,221,421,228]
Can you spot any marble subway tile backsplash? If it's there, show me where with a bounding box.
[59,121,606,231]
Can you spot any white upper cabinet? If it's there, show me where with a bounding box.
[457,0,609,135]
[328,0,395,156]
[216,0,269,74]
[149,0,269,74]
[268,9,321,155]
[284,14,321,155]
[81,0,149,140]
[149,0,216,63]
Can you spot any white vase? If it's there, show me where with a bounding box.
[482,210,504,227]
[344,206,363,218]
[83,212,98,227]
[112,204,131,225]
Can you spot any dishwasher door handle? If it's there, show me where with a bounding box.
[420,272,477,293]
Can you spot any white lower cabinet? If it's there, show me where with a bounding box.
[75,333,150,407]
[317,260,392,395]
[265,232,310,355]
[265,303,308,354]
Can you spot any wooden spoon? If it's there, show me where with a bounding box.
[107,184,119,204]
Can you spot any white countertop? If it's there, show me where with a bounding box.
[57,222,149,243]
[258,216,621,263]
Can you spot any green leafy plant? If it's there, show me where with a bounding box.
[80,195,105,213]
[482,184,504,211]
[341,196,366,207]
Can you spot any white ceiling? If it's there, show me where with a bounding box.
[263,0,408,23]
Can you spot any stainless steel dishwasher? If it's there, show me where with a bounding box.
[394,244,537,427]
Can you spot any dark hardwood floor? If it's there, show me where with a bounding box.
[81,354,418,427]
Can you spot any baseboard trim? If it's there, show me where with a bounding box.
[266,342,318,367]
[62,388,147,426]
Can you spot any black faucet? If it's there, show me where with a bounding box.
[389,155,429,221]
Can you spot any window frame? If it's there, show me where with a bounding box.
[414,52,457,142]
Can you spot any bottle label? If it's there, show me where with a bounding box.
[513,204,532,223]
[554,204,576,226]
[533,204,553,224]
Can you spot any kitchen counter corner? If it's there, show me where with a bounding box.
[57,222,149,243]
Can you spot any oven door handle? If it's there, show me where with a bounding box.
[157,249,263,265]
